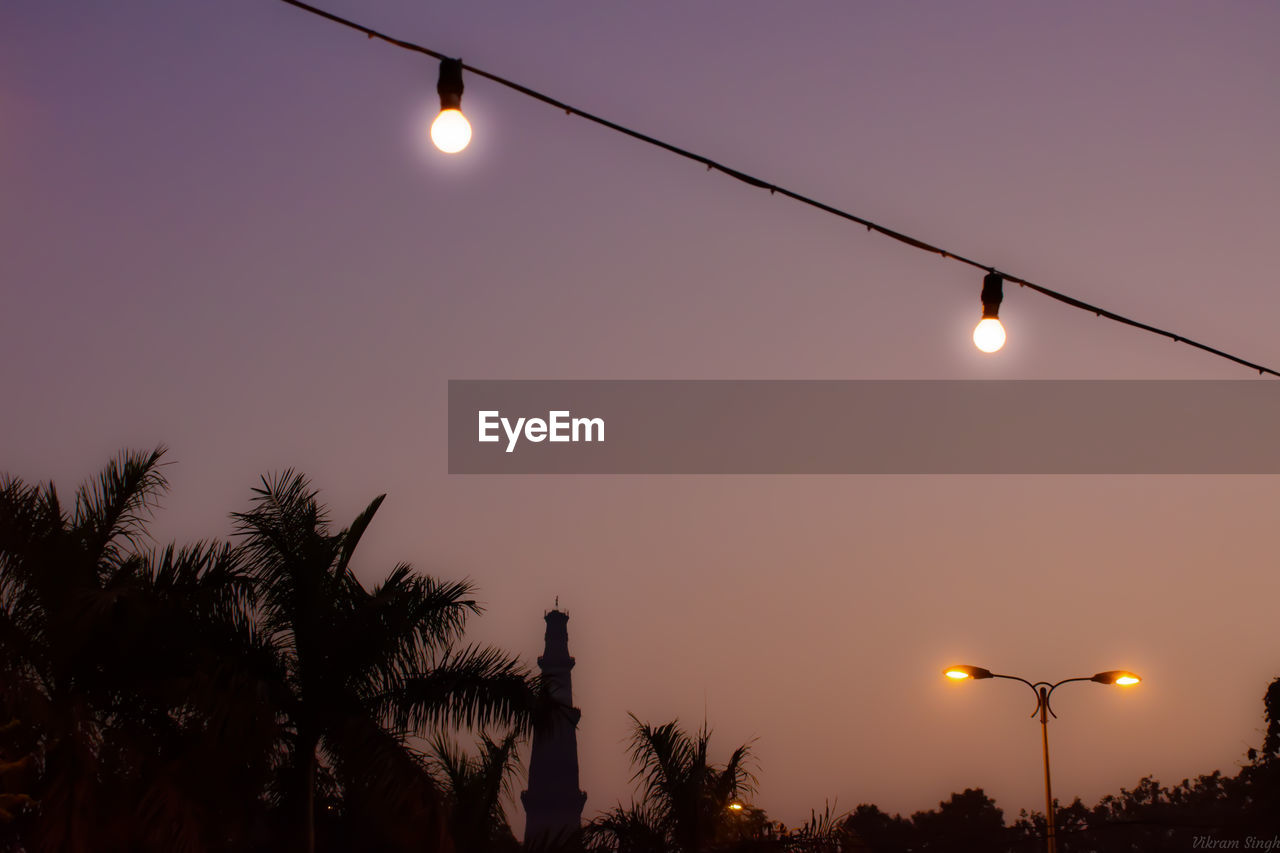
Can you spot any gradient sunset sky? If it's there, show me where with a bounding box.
[3,0,1279,831]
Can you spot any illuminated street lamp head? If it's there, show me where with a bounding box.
[944,665,994,680]
[728,801,745,812]
[431,57,472,154]
[1092,670,1142,686]
[973,272,1006,353]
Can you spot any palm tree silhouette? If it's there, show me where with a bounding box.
[430,729,524,853]
[231,470,543,853]
[0,447,269,850]
[588,714,756,853]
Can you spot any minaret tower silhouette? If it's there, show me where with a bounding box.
[521,602,587,845]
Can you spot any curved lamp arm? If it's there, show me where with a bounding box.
[988,672,1048,717]
[1040,676,1095,718]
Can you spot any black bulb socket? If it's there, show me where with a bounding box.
[981,272,1003,320]
[438,58,464,111]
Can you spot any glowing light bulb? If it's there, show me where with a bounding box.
[431,108,472,153]
[945,669,971,680]
[1091,670,1142,686]
[973,317,1006,353]
[431,57,471,154]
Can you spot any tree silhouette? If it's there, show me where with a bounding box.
[1,452,553,852]
[587,714,756,853]
[0,447,168,840]
[842,804,914,852]
[842,790,1005,853]
[231,470,542,853]
[588,802,675,853]
[430,730,523,853]
[8,450,1280,852]
[0,447,268,851]
[910,788,1005,851]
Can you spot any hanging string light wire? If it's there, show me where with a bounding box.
[276,0,1278,378]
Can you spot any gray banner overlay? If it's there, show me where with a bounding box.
[448,380,1280,474]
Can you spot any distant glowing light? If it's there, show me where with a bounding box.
[431,108,472,153]
[728,801,744,811]
[1115,675,1140,685]
[945,669,971,680]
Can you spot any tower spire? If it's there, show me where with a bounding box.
[521,605,587,846]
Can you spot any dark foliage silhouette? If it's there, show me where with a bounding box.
[840,683,1280,852]
[4,451,1280,853]
[230,469,544,852]
[0,451,546,853]
[586,714,758,853]
[430,730,523,853]
[0,448,270,851]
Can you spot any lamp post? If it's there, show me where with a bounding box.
[942,665,1140,853]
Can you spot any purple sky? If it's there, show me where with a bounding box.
[3,0,1280,830]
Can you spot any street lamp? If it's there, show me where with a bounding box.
[942,665,1140,853]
